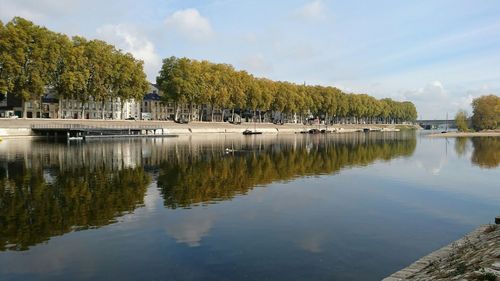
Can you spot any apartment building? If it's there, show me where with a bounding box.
[0,84,201,121]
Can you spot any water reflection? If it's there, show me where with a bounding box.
[0,133,416,251]
[454,137,469,157]
[0,144,151,251]
[471,137,500,168]
[452,137,500,168]
[157,133,417,209]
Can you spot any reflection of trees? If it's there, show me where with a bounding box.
[158,135,416,209]
[471,137,500,168]
[454,138,469,157]
[0,162,150,251]
[0,133,417,250]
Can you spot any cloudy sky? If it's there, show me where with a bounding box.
[1,0,499,119]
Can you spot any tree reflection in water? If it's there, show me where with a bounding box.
[452,137,500,168]
[470,137,500,168]
[157,133,417,209]
[0,143,151,251]
[0,133,419,251]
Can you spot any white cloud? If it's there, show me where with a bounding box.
[165,212,215,247]
[399,81,450,119]
[96,24,161,81]
[299,233,326,253]
[397,81,491,120]
[164,8,213,41]
[294,0,327,21]
[0,0,78,21]
[239,53,273,75]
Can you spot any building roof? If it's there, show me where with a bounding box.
[143,92,161,101]
[143,83,162,101]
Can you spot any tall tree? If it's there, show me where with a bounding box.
[471,95,500,131]
[455,109,469,132]
[2,17,57,117]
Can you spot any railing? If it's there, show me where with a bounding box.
[31,124,162,130]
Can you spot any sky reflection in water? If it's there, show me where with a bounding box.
[0,133,498,281]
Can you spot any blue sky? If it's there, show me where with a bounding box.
[1,0,500,119]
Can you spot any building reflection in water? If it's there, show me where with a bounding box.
[0,132,421,251]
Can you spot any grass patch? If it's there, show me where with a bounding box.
[477,272,497,281]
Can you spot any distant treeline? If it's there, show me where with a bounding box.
[157,57,418,123]
[0,17,149,116]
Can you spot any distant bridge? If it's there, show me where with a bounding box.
[417,120,457,130]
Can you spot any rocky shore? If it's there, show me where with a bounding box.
[384,223,500,281]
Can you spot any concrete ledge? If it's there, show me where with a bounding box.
[0,119,414,137]
[0,128,32,137]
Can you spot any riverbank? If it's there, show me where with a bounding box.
[427,131,500,138]
[384,223,500,281]
[0,119,417,137]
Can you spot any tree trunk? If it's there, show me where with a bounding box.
[102,101,105,120]
[58,99,62,119]
[111,99,114,120]
[23,100,27,119]
[39,96,43,118]
[121,100,125,120]
[189,103,193,121]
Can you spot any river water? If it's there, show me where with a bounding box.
[0,132,498,281]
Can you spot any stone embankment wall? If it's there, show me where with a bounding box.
[384,224,500,281]
[0,119,410,137]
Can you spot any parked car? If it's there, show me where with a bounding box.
[125,117,137,120]
[175,118,189,124]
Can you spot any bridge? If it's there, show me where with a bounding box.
[31,124,177,139]
[417,120,456,130]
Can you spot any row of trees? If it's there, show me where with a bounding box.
[1,17,417,122]
[455,95,499,131]
[156,57,418,123]
[0,17,149,117]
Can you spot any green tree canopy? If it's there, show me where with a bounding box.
[455,109,469,132]
[156,56,418,123]
[0,17,149,117]
[471,95,500,131]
